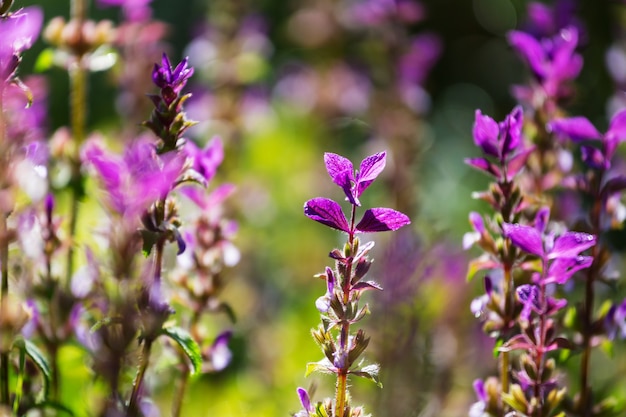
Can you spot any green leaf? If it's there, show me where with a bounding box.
[600,339,614,359]
[351,363,382,388]
[493,338,503,358]
[140,230,159,257]
[13,339,51,400]
[161,326,202,376]
[305,359,334,377]
[28,400,75,416]
[34,48,55,72]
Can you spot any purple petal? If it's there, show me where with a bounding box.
[500,106,524,157]
[297,387,312,412]
[534,206,550,233]
[547,255,593,284]
[356,151,386,197]
[469,212,485,234]
[607,109,626,142]
[304,198,350,233]
[507,30,546,77]
[209,330,233,371]
[502,223,544,257]
[472,110,500,157]
[325,266,335,294]
[602,176,626,197]
[549,231,595,259]
[355,207,410,233]
[547,117,601,142]
[473,379,486,402]
[580,145,608,170]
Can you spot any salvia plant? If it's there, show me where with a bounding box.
[465,2,626,417]
[297,152,410,417]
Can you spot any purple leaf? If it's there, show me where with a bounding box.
[352,281,383,292]
[502,223,544,257]
[464,157,501,178]
[356,152,386,197]
[324,152,357,205]
[355,207,410,233]
[304,198,350,233]
[548,117,601,142]
[549,231,595,259]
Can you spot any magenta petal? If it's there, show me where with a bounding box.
[547,255,593,284]
[356,151,386,196]
[472,110,500,157]
[548,117,601,142]
[355,207,410,233]
[304,198,350,232]
[534,206,550,233]
[507,30,546,77]
[549,232,595,259]
[500,106,524,157]
[606,109,626,142]
[297,387,312,412]
[502,223,544,257]
[469,212,485,234]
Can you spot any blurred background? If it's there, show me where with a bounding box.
[14,0,626,415]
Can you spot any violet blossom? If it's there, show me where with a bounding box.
[0,6,43,83]
[548,109,626,170]
[97,0,153,22]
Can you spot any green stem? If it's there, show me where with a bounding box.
[171,365,189,417]
[500,264,513,396]
[127,339,153,417]
[66,0,88,286]
[335,204,357,417]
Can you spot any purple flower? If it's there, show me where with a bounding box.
[295,387,314,417]
[0,6,43,82]
[98,0,153,22]
[507,26,582,99]
[204,330,233,372]
[82,136,184,217]
[548,109,626,170]
[152,53,194,99]
[523,0,582,39]
[502,211,595,284]
[466,106,533,180]
[184,136,223,183]
[605,300,626,340]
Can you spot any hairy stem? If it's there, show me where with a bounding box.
[335,204,357,416]
[127,339,153,417]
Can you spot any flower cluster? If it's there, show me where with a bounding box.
[298,151,409,417]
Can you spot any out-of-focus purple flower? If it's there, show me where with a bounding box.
[507,26,582,100]
[605,300,626,340]
[465,106,534,181]
[152,53,194,99]
[82,136,184,217]
[184,136,223,183]
[469,379,487,417]
[0,6,43,82]
[397,33,441,112]
[523,0,583,40]
[4,76,47,144]
[548,109,626,170]
[502,210,595,284]
[98,0,153,22]
[204,330,233,372]
[345,0,425,27]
